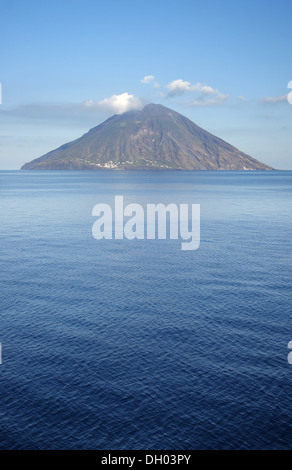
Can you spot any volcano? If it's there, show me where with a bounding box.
[21,103,273,170]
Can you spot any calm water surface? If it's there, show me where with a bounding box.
[0,170,291,450]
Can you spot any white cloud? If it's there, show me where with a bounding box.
[167,79,216,97]
[166,79,229,106]
[238,95,246,102]
[191,94,229,107]
[167,79,193,96]
[288,81,292,88]
[84,92,143,114]
[141,75,155,84]
[261,95,288,104]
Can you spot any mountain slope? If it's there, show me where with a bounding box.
[21,104,273,170]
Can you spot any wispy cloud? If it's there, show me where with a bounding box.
[167,79,214,97]
[190,94,229,107]
[141,75,161,90]
[260,95,288,104]
[166,79,229,106]
[141,75,155,84]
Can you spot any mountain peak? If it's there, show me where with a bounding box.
[143,103,169,111]
[142,103,177,116]
[21,104,273,171]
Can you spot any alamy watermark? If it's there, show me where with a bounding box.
[92,196,200,251]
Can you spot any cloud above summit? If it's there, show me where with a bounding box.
[84,92,144,114]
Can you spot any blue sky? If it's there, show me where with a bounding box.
[0,0,291,169]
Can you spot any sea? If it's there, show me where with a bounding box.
[0,170,291,450]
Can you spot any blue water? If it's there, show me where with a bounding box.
[0,170,291,450]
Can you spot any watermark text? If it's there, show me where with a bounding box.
[92,196,200,251]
